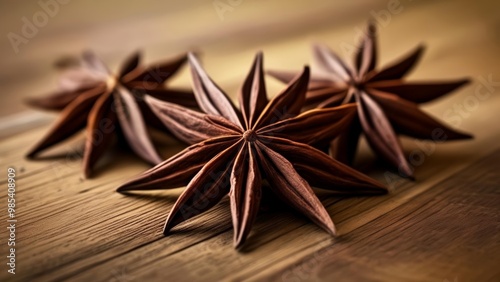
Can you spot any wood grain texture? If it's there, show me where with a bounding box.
[254,150,500,282]
[0,0,499,281]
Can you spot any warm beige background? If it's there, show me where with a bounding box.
[1,0,498,119]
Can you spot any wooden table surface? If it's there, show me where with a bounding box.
[1,0,499,281]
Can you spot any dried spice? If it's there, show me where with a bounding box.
[268,23,473,178]
[117,52,387,248]
[26,51,197,177]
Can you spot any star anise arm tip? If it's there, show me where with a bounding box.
[116,175,158,193]
[233,232,249,250]
[115,172,153,192]
[233,241,243,250]
[24,97,45,110]
[320,216,337,237]
[162,215,176,235]
[143,94,157,105]
[83,166,93,179]
[373,180,390,193]
[367,20,376,33]
[132,49,142,56]
[115,185,129,193]
[399,163,415,180]
[25,139,53,161]
[316,213,337,237]
[82,145,102,179]
[411,43,426,62]
[458,77,472,87]
[303,65,310,75]
[25,149,38,159]
[351,174,390,194]
[311,42,324,51]
[464,132,474,139]
[169,52,189,67]
[187,52,198,63]
[114,178,150,193]
[451,130,474,140]
[115,174,140,192]
[356,170,389,191]
[328,223,337,237]
[162,223,170,235]
[187,49,199,57]
[25,87,91,111]
[416,43,426,51]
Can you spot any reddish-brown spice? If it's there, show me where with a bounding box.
[117,52,387,248]
[26,51,197,177]
[268,23,472,178]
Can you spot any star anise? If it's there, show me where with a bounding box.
[26,51,198,177]
[117,52,387,248]
[268,23,472,178]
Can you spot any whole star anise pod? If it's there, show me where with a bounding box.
[26,51,198,177]
[268,23,472,178]
[117,52,387,248]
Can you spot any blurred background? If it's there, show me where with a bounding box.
[0,0,499,136]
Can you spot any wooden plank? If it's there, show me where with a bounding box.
[0,93,494,281]
[252,149,500,282]
[39,145,500,282]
